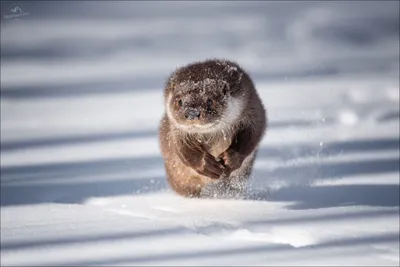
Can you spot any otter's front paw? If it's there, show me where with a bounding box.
[218,149,245,176]
[195,153,226,179]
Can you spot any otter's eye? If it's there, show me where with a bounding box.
[178,99,183,107]
[207,99,213,106]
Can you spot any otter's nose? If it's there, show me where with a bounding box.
[185,108,201,120]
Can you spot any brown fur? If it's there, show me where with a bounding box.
[159,59,267,198]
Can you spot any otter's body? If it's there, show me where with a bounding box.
[159,59,267,198]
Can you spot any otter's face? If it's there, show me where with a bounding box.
[166,80,244,133]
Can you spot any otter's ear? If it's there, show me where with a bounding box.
[164,82,175,95]
[222,83,228,95]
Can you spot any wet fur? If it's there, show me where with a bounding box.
[159,59,267,198]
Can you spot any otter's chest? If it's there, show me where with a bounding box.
[195,132,234,158]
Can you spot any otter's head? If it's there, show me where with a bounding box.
[164,59,250,133]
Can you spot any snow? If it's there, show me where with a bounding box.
[1,1,399,266]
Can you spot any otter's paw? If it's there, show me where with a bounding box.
[218,149,245,176]
[195,153,226,179]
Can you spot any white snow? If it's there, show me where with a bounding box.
[1,1,399,266]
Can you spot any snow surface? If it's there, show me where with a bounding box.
[1,1,399,266]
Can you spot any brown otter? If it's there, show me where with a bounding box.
[158,59,267,198]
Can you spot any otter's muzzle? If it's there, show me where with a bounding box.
[185,108,201,120]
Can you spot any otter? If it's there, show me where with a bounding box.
[158,59,267,198]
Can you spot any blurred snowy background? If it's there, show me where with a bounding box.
[1,1,399,94]
[1,1,399,266]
